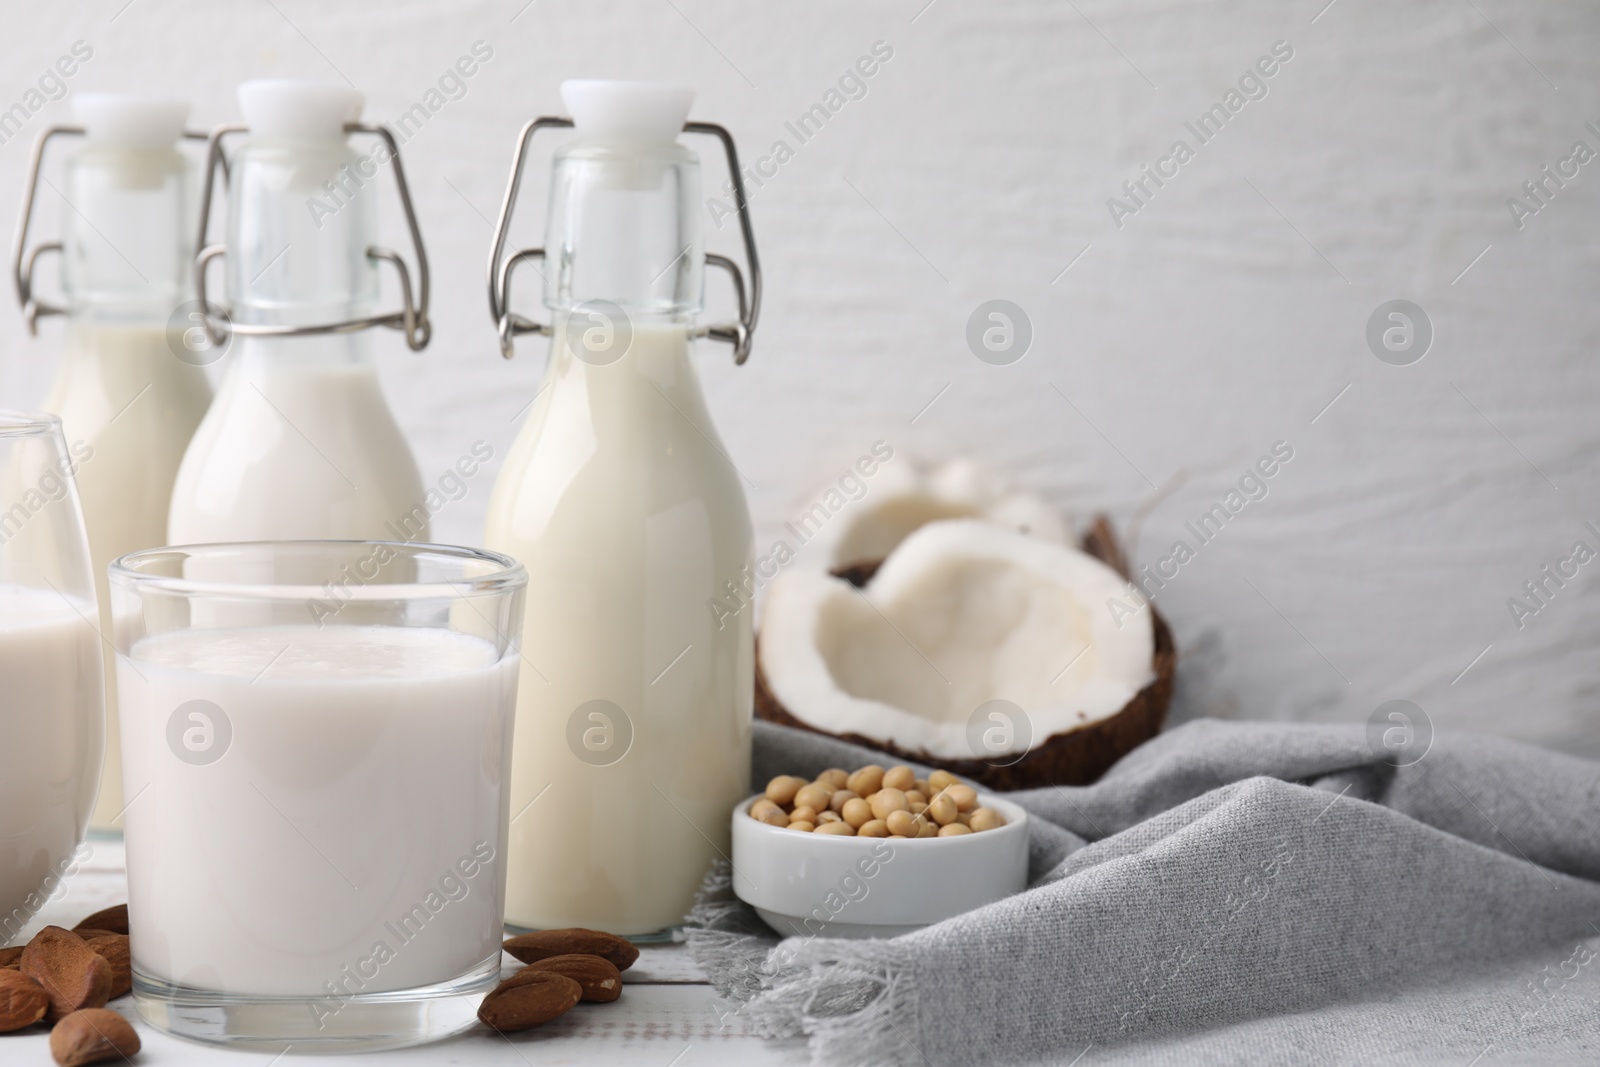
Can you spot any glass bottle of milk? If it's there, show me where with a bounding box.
[485,81,761,936]
[168,81,428,543]
[19,96,214,832]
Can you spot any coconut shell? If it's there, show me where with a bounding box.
[755,514,1175,790]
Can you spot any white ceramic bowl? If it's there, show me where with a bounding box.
[730,792,1030,939]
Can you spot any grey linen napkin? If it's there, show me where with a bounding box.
[684,719,1600,1066]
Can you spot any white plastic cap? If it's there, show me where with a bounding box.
[561,80,692,144]
[238,80,362,139]
[73,94,188,148]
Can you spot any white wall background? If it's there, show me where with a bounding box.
[4,0,1598,757]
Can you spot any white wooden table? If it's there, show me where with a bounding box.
[8,836,806,1066]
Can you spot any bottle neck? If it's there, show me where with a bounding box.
[226,135,379,329]
[545,140,704,321]
[62,143,190,323]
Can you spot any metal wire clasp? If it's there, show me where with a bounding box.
[486,118,761,364]
[192,122,431,352]
[10,124,213,335]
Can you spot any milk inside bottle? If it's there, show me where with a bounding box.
[168,81,428,544]
[485,81,760,935]
[26,95,213,831]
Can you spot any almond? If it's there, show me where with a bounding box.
[86,936,131,1001]
[517,954,622,1003]
[20,927,112,1023]
[72,907,128,937]
[502,928,639,971]
[477,971,581,1032]
[49,1007,140,1066]
[0,970,49,1031]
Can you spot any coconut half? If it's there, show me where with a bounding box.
[799,457,1068,573]
[757,516,1176,788]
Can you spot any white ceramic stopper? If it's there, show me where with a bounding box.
[73,94,188,147]
[238,80,362,139]
[561,80,693,144]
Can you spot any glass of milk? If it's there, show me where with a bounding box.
[0,410,104,947]
[109,540,526,1051]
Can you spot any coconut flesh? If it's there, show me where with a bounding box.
[798,458,1069,573]
[759,518,1155,761]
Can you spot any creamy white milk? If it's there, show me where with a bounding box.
[0,586,102,942]
[168,337,426,543]
[42,321,212,829]
[485,322,753,935]
[117,624,516,995]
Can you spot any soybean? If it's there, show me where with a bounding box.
[751,798,782,821]
[885,810,919,837]
[968,807,1005,832]
[869,788,907,820]
[765,776,808,806]
[882,765,916,792]
[794,783,833,813]
[817,768,850,790]
[946,784,978,812]
[846,765,885,797]
[841,797,873,829]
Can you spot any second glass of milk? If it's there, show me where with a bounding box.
[109,541,525,1052]
[0,411,103,946]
